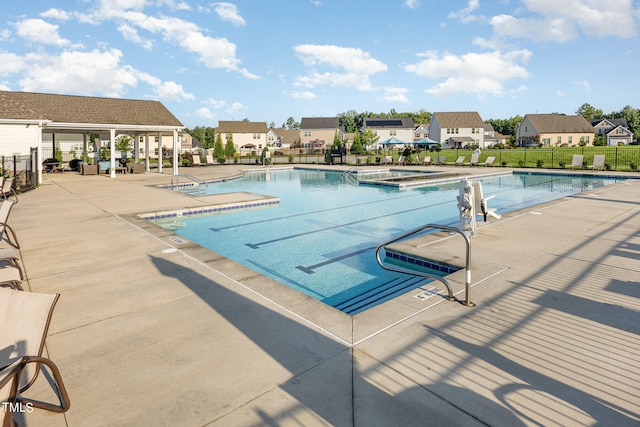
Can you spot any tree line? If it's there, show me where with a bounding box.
[184,103,640,149]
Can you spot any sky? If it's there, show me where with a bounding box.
[1,0,639,129]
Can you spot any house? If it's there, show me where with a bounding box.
[483,123,508,147]
[413,124,429,141]
[0,90,184,180]
[516,114,595,147]
[216,120,268,155]
[428,112,486,148]
[299,117,344,150]
[362,117,415,149]
[590,118,634,146]
[267,128,300,149]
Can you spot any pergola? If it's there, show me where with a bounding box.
[0,91,185,184]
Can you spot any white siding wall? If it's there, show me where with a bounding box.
[0,124,40,156]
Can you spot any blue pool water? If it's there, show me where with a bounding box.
[153,169,623,314]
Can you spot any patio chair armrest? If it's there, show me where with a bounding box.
[13,356,71,414]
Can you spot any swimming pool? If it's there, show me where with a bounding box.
[152,169,623,314]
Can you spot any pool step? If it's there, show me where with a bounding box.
[332,276,427,315]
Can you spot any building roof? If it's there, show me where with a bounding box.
[526,114,594,133]
[432,112,485,128]
[217,121,268,133]
[363,117,414,128]
[300,117,341,130]
[271,128,300,144]
[590,118,629,129]
[0,90,183,127]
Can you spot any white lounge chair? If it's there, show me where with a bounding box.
[1,177,17,203]
[423,156,432,165]
[191,155,202,166]
[0,289,71,426]
[569,154,584,170]
[383,156,392,165]
[205,154,217,166]
[397,155,405,165]
[472,181,501,221]
[588,155,605,171]
[0,265,22,290]
[0,199,19,248]
[447,156,466,166]
[464,153,480,166]
[478,156,495,167]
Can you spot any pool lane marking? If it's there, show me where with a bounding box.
[295,247,375,274]
[208,192,424,232]
[245,199,455,249]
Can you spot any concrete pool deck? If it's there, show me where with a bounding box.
[8,165,640,426]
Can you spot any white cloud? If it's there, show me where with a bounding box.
[153,81,195,101]
[214,2,246,26]
[379,87,410,103]
[573,79,591,92]
[448,0,480,23]
[197,107,216,119]
[404,0,420,10]
[40,8,71,21]
[405,49,531,98]
[293,44,387,91]
[14,19,71,46]
[227,102,245,114]
[93,10,258,79]
[118,24,154,50]
[290,90,317,99]
[0,53,26,77]
[205,98,227,108]
[491,0,637,42]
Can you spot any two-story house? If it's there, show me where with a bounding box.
[413,124,429,141]
[267,127,300,149]
[216,120,268,154]
[362,117,415,149]
[299,117,344,149]
[483,123,508,147]
[428,112,486,148]
[590,118,633,146]
[516,114,595,147]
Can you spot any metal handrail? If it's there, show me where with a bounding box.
[170,174,203,189]
[375,223,475,307]
[340,168,359,186]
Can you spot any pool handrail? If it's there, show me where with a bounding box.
[375,223,475,307]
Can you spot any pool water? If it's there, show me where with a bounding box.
[153,169,622,314]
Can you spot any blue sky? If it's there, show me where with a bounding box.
[1,0,639,128]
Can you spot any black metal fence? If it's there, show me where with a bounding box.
[2,148,38,193]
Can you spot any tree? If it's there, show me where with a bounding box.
[224,136,236,160]
[213,133,225,161]
[613,105,640,139]
[576,103,603,121]
[115,134,133,157]
[186,126,206,145]
[284,117,300,130]
[350,130,364,154]
[360,128,379,152]
[203,127,216,149]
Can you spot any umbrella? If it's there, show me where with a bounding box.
[414,137,440,146]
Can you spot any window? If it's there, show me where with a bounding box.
[253,133,260,139]
[304,131,311,137]
[471,128,477,134]
[390,130,396,136]
[568,136,573,144]
[542,138,551,145]
[557,136,562,144]
[455,128,459,134]
[617,128,624,134]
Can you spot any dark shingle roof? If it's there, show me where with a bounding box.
[271,128,300,144]
[300,117,340,130]
[0,90,183,127]
[527,114,594,133]
[432,112,485,128]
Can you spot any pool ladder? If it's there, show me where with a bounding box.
[170,174,203,190]
[375,224,475,307]
[340,168,359,186]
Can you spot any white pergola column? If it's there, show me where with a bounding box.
[36,123,44,185]
[133,133,140,163]
[173,129,179,176]
[145,133,150,172]
[157,132,162,173]
[109,128,116,178]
